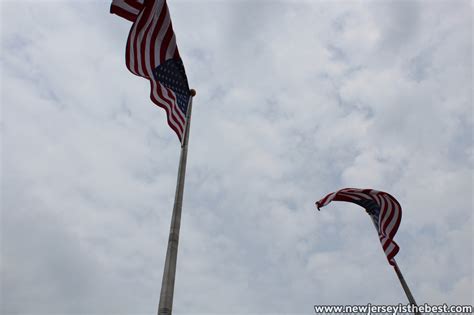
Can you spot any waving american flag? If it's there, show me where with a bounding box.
[111,0,191,141]
[316,188,402,266]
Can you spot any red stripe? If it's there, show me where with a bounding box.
[149,0,168,69]
[340,191,362,199]
[139,0,158,77]
[173,48,180,60]
[131,2,154,75]
[153,82,185,134]
[316,192,332,207]
[333,195,357,203]
[161,88,185,130]
[125,0,144,10]
[381,237,390,250]
[383,201,399,238]
[125,6,146,73]
[378,195,390,233]
[159,3,174,63]
[372,192,383,210]
[160,25,174,64]
[164,87,185,124]
[333,191,363,203]
[387,244,399,265]
[381,197,396,238]
[111,5,138,22]
[150,82,184,139]
[388,195,402,238]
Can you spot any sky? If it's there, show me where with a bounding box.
[1,0,473,314]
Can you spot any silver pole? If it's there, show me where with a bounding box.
[158,89,196,315]
[392,260,421,315]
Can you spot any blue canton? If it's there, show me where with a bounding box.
[355,198,381,231]
[153,59,191,115]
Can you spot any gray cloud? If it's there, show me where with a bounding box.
[1,0,472,314]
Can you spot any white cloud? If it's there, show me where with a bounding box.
[1,0,472,314]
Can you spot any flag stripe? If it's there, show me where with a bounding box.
[164,87,186,123]
[150,81,184,136]
[138,1,160,77]
[160,24,174,64]
[160,85,185,126]
[125,0,144,10]
[151,4,170,69]
[143,3,160,77]
[111,0,144,22]
[316,188,402,266]
[152,90,183,138]
[111,5,139,22]
[125,7,145,75]
[133,2,155,77]
[382,196,396,237]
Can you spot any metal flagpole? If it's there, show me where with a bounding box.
[392,260,421,315]
[158,89,196,315]
[368,219,421,315]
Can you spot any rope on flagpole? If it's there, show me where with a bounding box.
[158,89,196,315]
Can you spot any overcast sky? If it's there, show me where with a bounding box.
[1,0,473,314]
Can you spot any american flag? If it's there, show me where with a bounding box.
[111,0,191,141]
[316,188,402,266]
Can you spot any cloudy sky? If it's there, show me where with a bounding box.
[1,0,472,314]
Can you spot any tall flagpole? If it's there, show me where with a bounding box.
[392,260,421,315]
[158,89,196,315]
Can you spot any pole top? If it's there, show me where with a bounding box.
[190,89,196,97]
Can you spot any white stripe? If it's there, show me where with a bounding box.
[378,195,388,231]
[170,94,186,122]
[370,190,382,206]
[380,195,393,234]
[165,33,177,60]
[127,9,146,75]
[154,10,171,65]
[345,191,370,199]
[134,1,159,77]
[379,195,390,231]
[143,1,164,77]
[151,81,184,136]
[337,191,361,201]
[112,0,140,15]
[384,241,396,257]
[373,193,384,213]
[322,192,337,207]
[160,85,186,125]
[385,197,400,237]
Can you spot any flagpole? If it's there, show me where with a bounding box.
[392,259,421,315]
[368,219,421,315]
[158,89,196,315]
